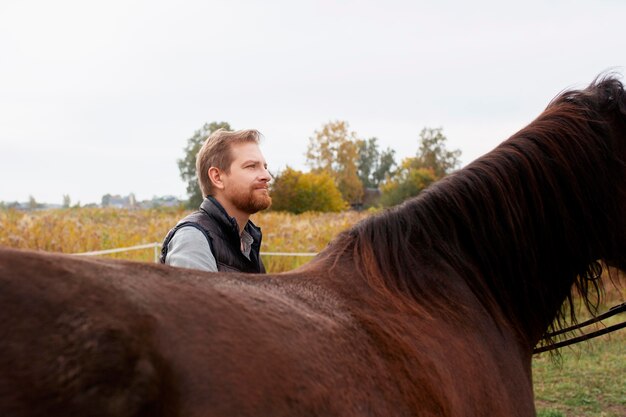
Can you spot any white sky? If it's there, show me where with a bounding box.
[1,0,624,205]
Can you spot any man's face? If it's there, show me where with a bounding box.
[221,142,272,214]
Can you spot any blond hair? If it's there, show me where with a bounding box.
[196,129,262,197]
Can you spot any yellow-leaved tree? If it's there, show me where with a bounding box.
[270,167,347,214]
[306,121,364,205]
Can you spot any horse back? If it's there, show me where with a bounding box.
[0,247,535,416]
[0,247,398,416]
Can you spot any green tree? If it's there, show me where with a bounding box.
[380,127,460,207]
[357,137,397,188]
[270,167,347,214]
[375,148,397,185]
[306,121,363,204]
[413,127,461,177]
[380,164,438,207]
[62,194,71,208]
[178,121,232,208]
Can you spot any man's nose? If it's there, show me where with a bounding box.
[259,167,272,182]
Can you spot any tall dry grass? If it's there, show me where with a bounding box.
[0,207,370,271]
[0,207,185,262]
[252,210,369,271]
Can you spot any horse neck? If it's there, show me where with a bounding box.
[398,115,616,345]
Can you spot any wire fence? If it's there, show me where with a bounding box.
[72,243,318,262]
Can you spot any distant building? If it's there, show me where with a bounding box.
[101,194,134,208]
[139,195,183,209]
[101,193,183,209]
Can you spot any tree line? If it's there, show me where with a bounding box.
[179,121,461,213]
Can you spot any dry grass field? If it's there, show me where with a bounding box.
[0,207,624,415]
[0,207,369,269]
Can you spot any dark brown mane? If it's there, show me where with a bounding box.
[328,75,626,346]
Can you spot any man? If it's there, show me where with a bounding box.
[161,129,272,272]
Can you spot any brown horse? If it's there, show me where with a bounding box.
[1,76,625,417]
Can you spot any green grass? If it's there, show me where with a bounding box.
[537,410,565,417]
[533,306,626,417]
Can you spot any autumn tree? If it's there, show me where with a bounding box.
[178,121,232,208]
[306,121,363,204]
[380,164,437,207]
[270,167,347,214]
[413,127,461,177]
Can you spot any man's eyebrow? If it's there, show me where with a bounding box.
[241,159,265,166]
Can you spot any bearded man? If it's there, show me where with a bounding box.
[161,129,272,273]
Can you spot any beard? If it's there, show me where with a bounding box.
[229,186,272,214]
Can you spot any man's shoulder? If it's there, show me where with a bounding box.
[172,225,210,241]
[177,208,218,230]
[167,223,212,249]
[165,225,217,272]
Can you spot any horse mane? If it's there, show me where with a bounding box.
[325,75,626,346]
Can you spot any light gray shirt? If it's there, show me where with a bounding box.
[165,225,254,272]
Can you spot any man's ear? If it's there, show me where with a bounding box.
[208,167,225,190]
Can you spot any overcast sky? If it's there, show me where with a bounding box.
[1,0,624,205]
